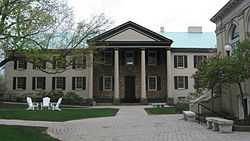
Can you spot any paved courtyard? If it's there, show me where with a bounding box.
[1,106,250,141]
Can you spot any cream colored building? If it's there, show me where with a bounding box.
[4,21,216,105]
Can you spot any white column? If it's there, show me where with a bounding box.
[141,49,147,102]
[167,49,172,99]
[88,51,93,100]
[114,49,120,101]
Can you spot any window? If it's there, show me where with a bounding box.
[104,51,113,65]
[32,77,46,90]
[229,24,240,48]
[174,55,187,68]
[125,51,135,65]
[103,76,112,91]
[52,77,65,90]
[13,77,26,90]
[72,55,86,69]
[174,76,188,89]
[148,76,157,91]
[148,51,157,65]
[14,58,27,70]
[194,55,207,68]
[72,77,86,90]
[53,56,66,69]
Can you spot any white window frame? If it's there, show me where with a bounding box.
[16,77,26,90]
[55,77,65,90]
[148,51,157,65]
[103,76,112,91]
[176,76,185,90]
[176,55,185,68]
[17,59,26,70]
[148,76,157,91]
[74,77,86,90]
[35,77,45,90]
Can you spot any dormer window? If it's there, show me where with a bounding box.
[125,51,135,65]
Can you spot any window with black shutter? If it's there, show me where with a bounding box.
[14,77,26,90]
[53,77,66,90]
[148,76,157,91]
[72,77,86,90]
[32,77,46,90]
[174,55,187,68]
[174,76,188,90]
[194,55,207,68]
[17,58,27,70]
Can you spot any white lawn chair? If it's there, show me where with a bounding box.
[26,97,39,110]
[41,97,51,110]
[51,97,62,111]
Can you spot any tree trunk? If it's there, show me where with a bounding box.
[238,82,246,119]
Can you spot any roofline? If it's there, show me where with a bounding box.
[87,21,173,45]
[171,48,217,53]
[210,0,242,23]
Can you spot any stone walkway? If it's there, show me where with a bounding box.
[1,106,250,141]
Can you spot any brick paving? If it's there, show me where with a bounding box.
[1,106,250,141]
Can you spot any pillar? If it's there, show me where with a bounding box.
[114,49,120,104]
[141,49,147,104]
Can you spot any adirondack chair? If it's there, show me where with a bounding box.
[41,97,51,110]
[51,97,62,111]
[26,97,39,110]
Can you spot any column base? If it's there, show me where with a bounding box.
[113,98,120,105]
[140,98,148,105]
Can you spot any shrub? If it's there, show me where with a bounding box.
[47,90,64,101]
[175,102,190,113]
[63,92,83,105]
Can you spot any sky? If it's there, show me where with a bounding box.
[68,0,229,32]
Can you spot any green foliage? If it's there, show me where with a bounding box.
[0,125,58,141]
[63,91,83,105]
[176,102,190,113]
[145,107,177,115]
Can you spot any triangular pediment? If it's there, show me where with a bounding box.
[88,21,173,45]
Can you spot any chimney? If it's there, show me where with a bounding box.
[160,26,165,33]
[188,26,202,33]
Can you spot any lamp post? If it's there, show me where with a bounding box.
[224,44,232,56]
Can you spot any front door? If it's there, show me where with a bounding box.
[124,76,136,102]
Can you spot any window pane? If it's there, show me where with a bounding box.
[17,77,25,89]
[37,77,45,89]
[76,77,83,88]
[177,56,184,67]
[149,77,156,90]
[18,59,26,69]
[177,76,184,89]
[148,51,157,65]
[56,77,64,89]
[104,76,112,90]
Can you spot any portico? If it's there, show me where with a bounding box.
[87,21,172,104]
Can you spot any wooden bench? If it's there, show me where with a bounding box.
[205,117,234,133]
[183,111,196,121]
[151,103,166,108]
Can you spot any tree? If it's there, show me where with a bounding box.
[0,0,112,73]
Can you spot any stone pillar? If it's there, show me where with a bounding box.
[166,49,173,104]
[141,49,147,104]
[114,49,120,104]
[88,51,94,105]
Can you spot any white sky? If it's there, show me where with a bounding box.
[68,0,229,32]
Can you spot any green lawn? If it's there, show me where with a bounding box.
[0,103,119,121]
[0,125,58,141]
[145,107,177,115]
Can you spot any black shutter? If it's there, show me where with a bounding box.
[13,77,16,90]
[83,77,86,90]
[184,56,188,68]
[23,78,26,90]
[72,77,75,90]
[43,77,46,89]
[174,56,177,68]
[157,76,161,90]
[52,57,56,69]
[99,76,103,91]
[194,56,197,68]
[32,77,36,90]
[52,77,55,90]
[174,76,177,89]
[185,76,188,89]
[146,75,148,91]
[157,51,161,65]
[83,56,86,69]
[14,60,17,70]
[62,77,66,90]
[112,76,114,91]
[72,57,76,69]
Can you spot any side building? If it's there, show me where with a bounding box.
[4,21,216,105]
[210,0,250,119]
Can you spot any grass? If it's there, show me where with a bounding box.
[0,102,119,121]
[0,125,58,141]
[145,107,177,115]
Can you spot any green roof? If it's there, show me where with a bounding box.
[161,32,216,48]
